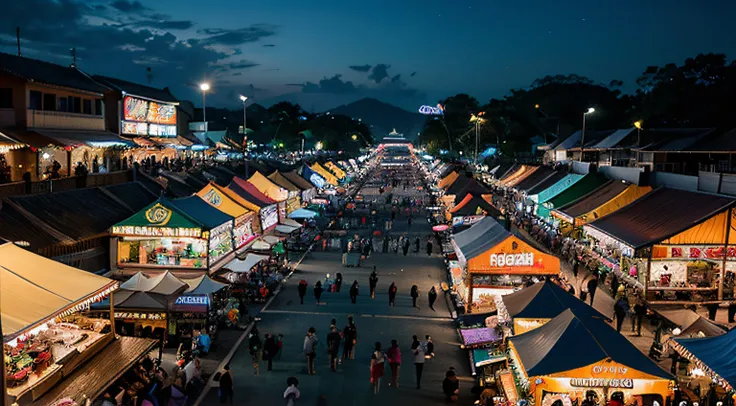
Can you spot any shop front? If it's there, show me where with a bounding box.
[268,171,304,213]
[197,182,258,250]
[227,177,281,232]
[452,217,560,313]
[507,309,674,406]
[310,162,338,186]
[281,170,317,203]
[169,196,235,269]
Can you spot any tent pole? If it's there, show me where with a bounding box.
[466,270,473,314]
[1,289,6,406]
[644,249,652,299]
[109,291,116,338]
[719,208,732,301]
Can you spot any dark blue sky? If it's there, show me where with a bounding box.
[2,0,736,111]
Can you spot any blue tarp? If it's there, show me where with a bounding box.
[510,309,672,379]
[502,279,610,321]
[674,329,736,388]
[171,196,233,229]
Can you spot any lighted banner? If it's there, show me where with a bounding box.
[122,95,177,137]
[466,235,560,275]
[653,245,736,260]
[418,104,444,115]
[260,204,279,231]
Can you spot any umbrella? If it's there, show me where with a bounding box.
[432,224,450,232]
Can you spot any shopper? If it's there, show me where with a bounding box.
[218,364,234,405]
[411,338,426,389]
[314,281,324,305]
[586,276,598,306]
[428,286,438,311]
[369,269,379,298]
[414,236,421,253]
[613,297,629,333]
[424,335,434,358]
[426,239,433,256]
[410,285,420,309]
[335,272,343,293]
[370,342,386,394]
[263,333,278,371]
[349,281,359,304]
[303,327,318,375]
[386,339,401,387]
[249,329,262,376]
[297,280,308,304]
[342,317,357,360]
[442,369,460,402]
[633,297,647,336]
[284,376,300,406]
[388,283,397,306]
[326,326,342,372]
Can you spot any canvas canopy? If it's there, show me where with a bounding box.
[0,243,118,339]
[439,171,459,189]
[119,271,187,295]
[502,279,609,321]
[268,171,301,192]
[248,171,289,202]
[445,175,474,196]
[514,166,557,192]
[552,181,641,226]
[112,197,203,233]
[112,290,169,310]
[537,173,608,218]
[529,173,584,204]
[197,182,252,218]
[183,275,228,295]
[451,181,490,205]
[282,170,316,191]
[227,253,270,273]
[171,196,234,229]
[449,194,500,217]
[275,224,300,234]
[302,164,327,188]
[671,328,736,392]
[501,165,537,187]
[232,177,278,205]
[452,217,510,263]
[650,305,725,337]
[509,308,672,379]
[324,161,346,179]
[289,208,319,219]
[310,163,338,185]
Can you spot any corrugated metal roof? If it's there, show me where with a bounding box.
[0,52,109,94]
[93,75,178,103]
[638,128,715,152]
[590,128,636,149]
[557,180,628,218]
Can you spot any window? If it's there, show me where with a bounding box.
[0,88,12,108]
[83,99,92,114]
[29,90,42,110]
[58,97,68,112]
[70,97,81,113]
[94,99,102,116]
[43,93,56,111]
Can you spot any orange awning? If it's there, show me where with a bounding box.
[439,171,459,189]
[467,235,560,275]
[505,166,539,187]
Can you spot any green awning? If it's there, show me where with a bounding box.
[538,173,609,218]
[112,197,203,231]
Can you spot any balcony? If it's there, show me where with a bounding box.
[0,108,15,127]
[27,110,104,131]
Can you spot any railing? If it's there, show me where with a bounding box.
[0,170,134,200]
[26,109,104,131]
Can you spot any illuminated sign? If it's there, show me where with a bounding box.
[145,203,173,225]
[452,215,484,227]
[123,121,148,135]
[203,189,223,207]
[171,295,210,313]
[147,101,177,125]
[418,104,444,115]
[122,96,177,137]
[489,253,534,267]
[569,378,633,389]
[260,205,279,230]
[112,225,202,238]
[148,123,177,137]
[310,173,325,188]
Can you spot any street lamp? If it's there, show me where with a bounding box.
[351,134,358,141]
[315,141,323,151]
[634,120,642,146]
[470,112,486,165]
[199,83,210,131]
[580,107,595,162]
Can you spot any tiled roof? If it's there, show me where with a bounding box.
[93,75,178,103]
[0,52,109,94]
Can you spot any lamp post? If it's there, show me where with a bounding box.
[580,107,595,162]
[470,112,485,165]
[199,83,210,132]
[633,120,643,167]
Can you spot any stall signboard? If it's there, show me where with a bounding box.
[260,204,279,230]
[111,225,202,238]
[171,295,209,313]
[310,173,326,188]
[452,215,484,227]
[654,245,736,260]
[569,378,634,389]
[122,95,177,137]
[467,235,560,275]
[112,202,203,238]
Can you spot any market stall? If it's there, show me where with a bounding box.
[197,182,258,249]
[323,160,346,180]
[248,171,289,202]
[583,188,736,303]
[537,172,608,219]
[281,169,318,202]
[446,193,500,222]
[170,197,236,269]
[310,162,338,186]
[507,309,675,406]
[302,164,328,189]
[226,178,280,233]
[669,328,736,401]
[451,217,560,313]
[268,170,304,213]
[551,181,651,228]
[500,165,538,188]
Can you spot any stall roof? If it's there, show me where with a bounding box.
[446,175,478,196]
[103,182,158,212]
[555,180,629,219]
[0,243,117,339]
[226,180,273,208]
[502,279,609,321]
[93,75,179,102]
[224,253,270,273]
[248,171,288,201]
[196,183,251,218]
[112,197,203,230]
[288,208,319,219]
[282,170,316,190]
[672,329,736,389]
[0,204,61,250]
[651,305,726,337]
[452,217,510,261]
[514,166,557,192]
[538,173,608,218]
[527,170,574,197]
[171,196,234,229]
[585,188,735,249]
[505,166,539,188]
[510,309,672,379]
[119,271,187,295]
[310,162,339,185]
[114,290,170,310]
[183,274,228,295]
[232,177,278,205]
[439,171,459,189]
[450,194,500,217]
[268,171,301,191]
[555,183,653,226]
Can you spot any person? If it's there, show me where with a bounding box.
[428,286,438,311]
[249,329,262,375]
[442,369,460,402]
[402,238,410,256]
[633,297,647,336]
[298,280,307,305]
[303,327,318,375]
[386,339,401,387]
[610,274,620,296]
[197,328,211,354]
[613,296,629,333]
[342,317,357,360]
[411,338,425,389]
[424,335,435,358]
[218,364,234,405]
[608,391,624,406]
[581,390,597,406]
[426,239,433,256]
[369,269,379,298]
[349,281,359,304]
[414,236,421,253]
[388,283,397,306]
[314,281,324,305]
[264,333,278,371]
[587,276,598,306]
[284,376,300,406]
[335,272,343,292]
[326,326,341,372]
[410,285,420,309]
[370,342,386,394]
[572,258,579,278]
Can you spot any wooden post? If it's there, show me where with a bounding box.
[109,291,116,337]
[645,249,652,299]
[466,271,473,314]
[719,208,732,301]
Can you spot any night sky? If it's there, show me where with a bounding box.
[2,0,736,111]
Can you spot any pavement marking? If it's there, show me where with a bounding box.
[262,309,452,322]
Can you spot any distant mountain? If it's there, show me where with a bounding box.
[326,98,426,140]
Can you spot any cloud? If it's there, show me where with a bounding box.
[368,64,391,83]
[391,74,401,83]
[229,60,259,70]
[133,20,194,30]
[264,68,280,71]
[198,25,276,45]
[298,74,358,95]
[349,64,372,73]
[262,44,275,47]
[110,0,147,13]
[410,71,417,77]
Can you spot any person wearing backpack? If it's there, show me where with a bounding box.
[303,327,318,375]
[283,376,300,406]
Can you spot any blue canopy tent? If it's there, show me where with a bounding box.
[671,329,736,393]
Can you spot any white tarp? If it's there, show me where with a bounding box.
[227,254,270,273]
[119,271,187,295]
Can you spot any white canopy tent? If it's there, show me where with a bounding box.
[226,253,270,273]
[182,275,229,295]
[119,271,187,296]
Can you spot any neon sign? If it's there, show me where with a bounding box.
[418,104,444,115]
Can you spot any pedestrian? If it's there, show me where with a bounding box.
[388,283,397,306]
[369,269,379,299]
[442,369,460,402]
[349,281,359,304]
[382,237,389,253]
[298,280,307,304]
[633,297,647,336]
[610,274,620,296]
[335,272,343,292]
[303,327,318,375]
[426,239,433,256]
[414,236,420,253]
[572,258,579,278]
[424,335,434,358]
[402,238,410,256]
[249,328,262,376]
[276,334,284,360]
[587,276,598,306]
[407,215,412,229]
[264,333,278,371]
[218,364,234,405]
[342,317,357,360]
[326,326,342,372]
[411,338,425,389]
[284,376,300,406]
[428,286,438,311]
[613,296,629,333]
[386,339,401,388]
[410,285,420,309]
[370,342,386,394]
[314,281,324,305]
